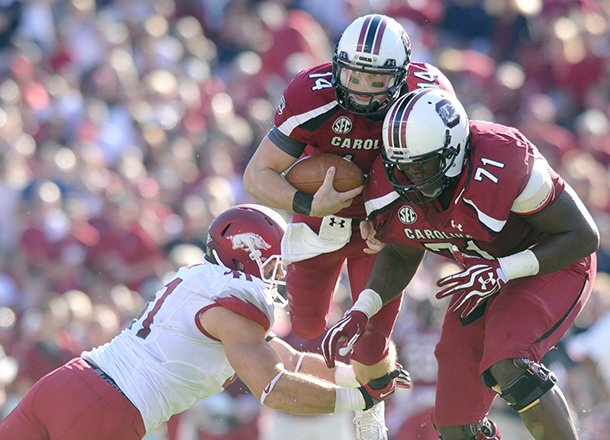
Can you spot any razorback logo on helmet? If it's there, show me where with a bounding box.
[228,233,271,253]
[436,99,460,128]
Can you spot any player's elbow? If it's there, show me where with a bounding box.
[242,162,257,195]
[584,222,600,255]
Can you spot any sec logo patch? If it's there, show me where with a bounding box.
[398,205,417,224]
[332,116,352,134]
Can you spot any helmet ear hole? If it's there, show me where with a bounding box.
[232,259,244,271]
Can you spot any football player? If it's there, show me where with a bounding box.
[0,204,409,440]
[243,14,453,439]
[321,88,599,440]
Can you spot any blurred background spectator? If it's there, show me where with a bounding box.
[0,1,608,439]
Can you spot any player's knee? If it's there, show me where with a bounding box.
[482,358,557,413]
[436,418,501,439]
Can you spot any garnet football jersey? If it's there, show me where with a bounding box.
[268,61,454,218]
[364,121,565,259]
[82,262,275,433]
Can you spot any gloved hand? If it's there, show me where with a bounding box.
[393,363,412,390]
[321,310,368,368]
[358,367,410,410]
[436,250,508,319]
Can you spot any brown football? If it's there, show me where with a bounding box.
[284,153,364,196]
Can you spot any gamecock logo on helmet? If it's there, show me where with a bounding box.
[228,233,271,252]
[436,99,460,128]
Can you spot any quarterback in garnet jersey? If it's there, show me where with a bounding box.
[244,14,453,382]
[271,60,452,220]
[321,88,599,440]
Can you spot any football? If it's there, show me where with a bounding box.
[284,153,364,196]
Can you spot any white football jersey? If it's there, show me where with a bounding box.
[82,261,276,433]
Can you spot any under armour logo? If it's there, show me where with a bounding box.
[478,272,496,290]
[328,217,347,228]
[451,220,463,231]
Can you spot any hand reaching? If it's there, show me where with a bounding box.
[321,310,368,368]
[360,220,386,254]
[436,250,508,318]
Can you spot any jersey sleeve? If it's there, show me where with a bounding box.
[269,63,339,156]
[461,123,536,234]
[406,62,455,95]
[212,284,274,332]
[424,63,455,94]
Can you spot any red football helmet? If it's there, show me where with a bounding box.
[205,204,286,297]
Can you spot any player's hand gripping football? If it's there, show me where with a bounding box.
[358,367,411,410]
[435,247,508,319]
[312,167,363,217]
[321,310,368,368]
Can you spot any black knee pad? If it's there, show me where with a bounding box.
[436,418,501,439]
[482,358,557,413]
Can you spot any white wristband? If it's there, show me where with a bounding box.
[498,250,540,280]
[294,353,305,373]
[334,387,366,413]
[351,289,383,318]
[260,370,285,406]
[334,364,359,387]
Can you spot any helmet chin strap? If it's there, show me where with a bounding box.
[210,249,230,269]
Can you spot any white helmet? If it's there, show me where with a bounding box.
[333,14,411,116]
[381,88,469,203]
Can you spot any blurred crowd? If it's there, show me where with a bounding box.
[0,1,608,439]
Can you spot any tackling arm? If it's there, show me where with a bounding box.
[268,337,355,385]
[203,305,340,414]
[203,306,403,414]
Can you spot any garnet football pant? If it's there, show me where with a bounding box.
[287,215,402,365]
[433,255,595,426]
[0,357,145,440]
